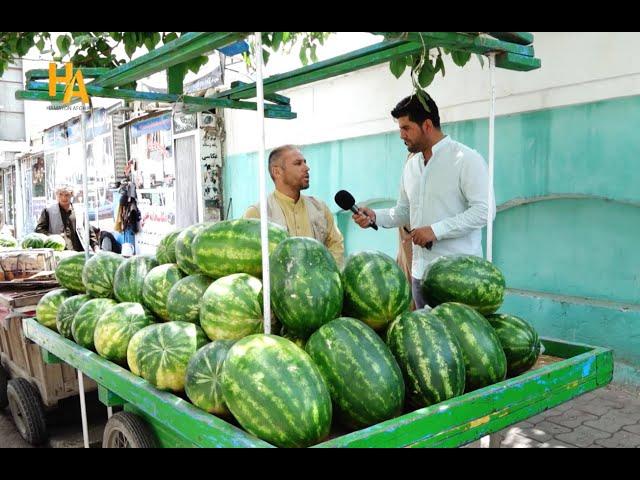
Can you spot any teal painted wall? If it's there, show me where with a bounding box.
[224,95,640,388]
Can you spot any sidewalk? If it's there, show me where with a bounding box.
[493,384,640,448]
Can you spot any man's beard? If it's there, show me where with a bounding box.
[406,143,420,153]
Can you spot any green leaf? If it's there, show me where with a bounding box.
[451,50,471,67]
[476,53,485,68]
[435,54,445,77]
[272,31,283,52]
[262,48,270,65]
[163,32,178,44]
[17,37,32,56]
[7,36,18,52]
[144,36,156,52]
[73,34,90,46]
[299,46,308,65]
[417,60,436,88]
[109,32,122,42]
[36,37,45,51]
[389,58,407,78]
[56,35,71,57]
[415,89,431,112]
[310,44,318,63]
[282,32,290,43]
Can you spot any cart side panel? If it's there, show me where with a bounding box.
[316,347,613,448]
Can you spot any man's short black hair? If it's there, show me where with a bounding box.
[268,144,298,181]
[391,91,440,129]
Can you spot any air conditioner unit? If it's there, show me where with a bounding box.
[200,113,215,127]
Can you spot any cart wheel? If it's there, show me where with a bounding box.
[102,411,157,448]
[0,365,8,409]
[7,378,47,445]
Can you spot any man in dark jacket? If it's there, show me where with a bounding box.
[35,185,99,252]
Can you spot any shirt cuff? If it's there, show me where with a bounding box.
[372,209,393,228]
[430,221,450,241]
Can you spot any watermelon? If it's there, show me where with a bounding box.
[185,340,235,415]
[422,254,506,314]
[113,255,159,303]
[126,321,208,391]
[0,234,18,248]
[94,302,156,365]
[142,263,185,321]
[341,251,411,331]
[55,253,89,293]
[487,313,541,377]
[71,298,118,350]
[199,273,263,340]
[82,251,125,298]
[156,230,181,264]
[167,274,213,323]
[270,237,343,339]
[175,223,210,275]
[44,234,66,251]
[279,326,306,349]
[55,294,91,339]
[221,334,332,448]
[35,288,74,331]
[21,232,48,249]
[386,309,466,408]
[431,302,507,391]
[192,219,288,279]
[306,317,405,429]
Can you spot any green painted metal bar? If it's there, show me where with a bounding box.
[495,52,541,71]
[315,341,613,447]
[93,32,250,89]
[381,32,535,57]
[25,68,111,83]
[231,81,291,105]
[218,41,425,101]
[19,81,295,119]
[22,318,272,448]
[98,384,126,407]
[488,32,534,45]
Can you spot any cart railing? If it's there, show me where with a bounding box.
[22,316,613,448]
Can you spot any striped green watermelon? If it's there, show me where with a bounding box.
[35,288,74,331]
[142,263,185,321]
[279,326,306,349]
[185,340,236,415]
[55,294,91,339]
[221,334,332,448]
[156,230,181,264]
[306,317,404,429]
[82,252,125,298]
[486,313,541,377]
[44,234,66,251]
[71,298,118,350]
[431,302,507,391]
[341,251,411,331]
[113,255,159,303]
[167,274,213,323]
[192,219,288,279]
[0,233,17,247]
[200,273,263,340]
[126,321,208,391]
[21,232,48,249]
[270,237,343,339]
[94,302,156,365]
[55,253,89,293]
[386,309,465,408]
[175,223,210,276]
[422,255,506,314]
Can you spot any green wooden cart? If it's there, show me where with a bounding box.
[22,316,613,448]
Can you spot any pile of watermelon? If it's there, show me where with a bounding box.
[20,232,66,250]
[34,219,541,448]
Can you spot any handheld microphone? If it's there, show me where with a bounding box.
[334,190,378,230]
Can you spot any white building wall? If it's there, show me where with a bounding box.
[225,32,640,155]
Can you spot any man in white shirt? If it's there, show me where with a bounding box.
[353,91,495,309]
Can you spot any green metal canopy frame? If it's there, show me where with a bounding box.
[15,32,540,118]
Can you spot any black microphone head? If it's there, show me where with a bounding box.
[334,190,356,211]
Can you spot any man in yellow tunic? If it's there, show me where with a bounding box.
[243,144,345,268]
